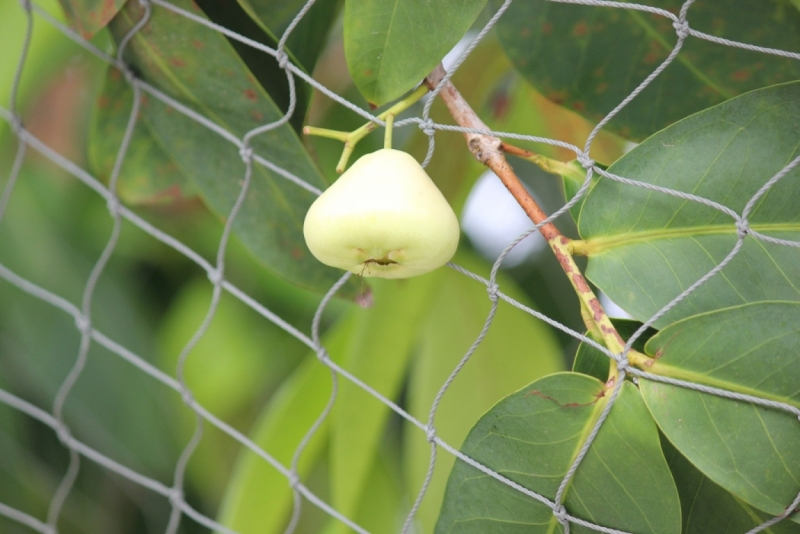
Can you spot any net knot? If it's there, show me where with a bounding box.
[75,315,91,335]
[207,268,223,286]
[673,19,690,39]
[239,145,254,161]
[735,218,749,239]
[168,488,183,507]
[553,504,569,525]
[316,348,330,362]
[180,389,194,405]
[486,283,499,302]
[419,119,436,136]
[276,50,289,70]
[18,0,32,11]
[10,114,24,136]
[613,353,630,374]
[288,471,300,489]
[106,196,121,216]
[577,152,594,170]
[425,425,437,442]
[120,65,137,84]
[55,425,72,446]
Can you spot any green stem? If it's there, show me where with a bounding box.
[303,85,429,173]
[384,113,394,149]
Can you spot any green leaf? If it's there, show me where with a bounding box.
[329,273,441,534]
[577,81,800,327]
[663,438,800,534]
[493,0,800,140]
[89,68,195,205]
[218,313,355,534]
[406,251,564,532]
[57,0,125,39]
[572,318,657,382]
[107,0,356,295]
[640,302,800,519]
[436,374,681,534]
[344,0,487,106]
[234,0,342,74]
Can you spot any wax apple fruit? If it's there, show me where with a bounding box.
[303,149,460,279]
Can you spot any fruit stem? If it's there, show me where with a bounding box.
[303,85,429,173]
[424,63,633,375]
[384,113,394,149]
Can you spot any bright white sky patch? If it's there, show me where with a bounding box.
[461,170,546,268]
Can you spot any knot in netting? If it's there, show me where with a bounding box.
[613,353,630,374]
[673,19,690,39]
[577,152,594,170]
[55,425,72,446]
[419,119,436,136]
[10,114,24,136]
[736,218,750,239]
[120,65,138,84]
[486,283,500,302]
[276,50,290,70]
[74,314,91,335]
[168,488,183,507]
[207,268,223,286]
[106,196,121,216]
[316,348,330,362]
[239,145,254,161]
[553,504,569,525]
[425,425,437,443]
[180,389,194,405]
[18,0,32,12]
[288,471,300,489]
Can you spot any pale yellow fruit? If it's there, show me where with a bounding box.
[303,149,460,279]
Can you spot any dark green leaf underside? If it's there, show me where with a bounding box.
[107,0,354,294]
[494,0,800,140]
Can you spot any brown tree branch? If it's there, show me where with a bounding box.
[424,64,650,377]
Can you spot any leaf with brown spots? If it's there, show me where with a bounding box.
[106,0,359,295]
[493,0,800,141]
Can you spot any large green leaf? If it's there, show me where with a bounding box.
[640,302,800,521]
[329,273,441,534]
[404,251,564,532]
[344,0,487,106]
[494,0,800,140]
[576,82,800,327]
[663,438,800,534]
[89,68,195,205]
[436,374,681,534]
[107,0,357,295]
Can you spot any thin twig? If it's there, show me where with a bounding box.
[423,64,650,378]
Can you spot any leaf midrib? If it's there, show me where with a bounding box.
[574,222,800,256]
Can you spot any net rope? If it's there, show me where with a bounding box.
[0,0,799,532]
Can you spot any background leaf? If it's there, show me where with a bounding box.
[89,68,195,205]
[344,0,487,106]
[107,0,359,296]
[493,0,800,140]
[329,274,441,533]
[436,374,681,534]
[641,302,800,521]
[57,0,126,39]
[577,81,800,327]
[235,0,342,74]
[404,251,565,532]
